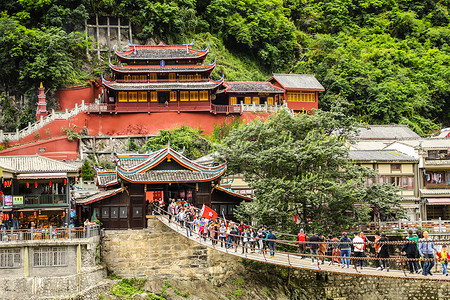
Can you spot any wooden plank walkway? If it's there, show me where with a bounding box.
[156,216,450,282]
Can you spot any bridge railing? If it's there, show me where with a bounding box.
[155,208,450,278]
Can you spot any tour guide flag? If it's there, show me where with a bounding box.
[200,204,218,220]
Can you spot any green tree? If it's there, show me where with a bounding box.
[142,125,212,160]
[81,159,95,181]
[220,108,405,233]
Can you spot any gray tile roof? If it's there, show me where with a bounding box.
[110,64,215,74]
[354,125,420,140]
[348,150,418,162]
[350,141,390,151]
[103,80,223,91]
[421,139,450,150]
[420,189,450,196]
[76,187,124,205]
[0,155,79,173]
[270,74,325,90]
[117,48,207,60]
[96,172,118,187]
[121,170,224,183]
[224,82,284,94]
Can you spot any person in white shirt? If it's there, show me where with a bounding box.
[353,232,365,269]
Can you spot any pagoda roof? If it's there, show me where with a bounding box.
[268,74,325,91]
[102,76,224,91]
[114,40,209,61]
[116,147,226,184]
[96,147,226,187]
[223,81,284,94]
[109,59,216,73]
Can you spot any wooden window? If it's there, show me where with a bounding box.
[180,91,189,101]
[128,92,137,102]
[190,91,199,101]
[391,164,401,171]
[244,97,251,104]
[170,91,177,102]
[132,75,139,81]
[124,75,131,82]
[140,75,147,81]
[118,92,128,102]
[149,73,157,81]
[267,97,274,105]
[138,92,147,102]
[195,74,201,80]
[287,92,315,102]
[230,97,237,105]
[169,73,176,81]
[179,75,186,80]
[253,97,260,104]
[150,92,158,102]
[199,91,208,101]
[187,75,194,81]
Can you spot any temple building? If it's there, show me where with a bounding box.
[76,147,235,229]
[100,41,324,115]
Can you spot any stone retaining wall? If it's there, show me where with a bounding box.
[101,219,243,284]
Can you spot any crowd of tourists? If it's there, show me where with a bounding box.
[298,229,449,276]
[159,202,449,276]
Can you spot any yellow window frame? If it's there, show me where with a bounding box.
[199,90,208,101]
[244,97,251,104]
[180,91,189,101]
[169,73,176,81]
[128,92,137,102]
[267,97,274,105]
[149,73,157,81]
[118,92,127,102]
[138,92,147,102]
[253,97,260,104]
[150,92,158,102]
[190,91,199,101]
[230,97,237,105]
[170,91,177,102]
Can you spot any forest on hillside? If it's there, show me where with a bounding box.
[0,0,448,135]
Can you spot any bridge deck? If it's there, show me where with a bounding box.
[156,216,450,282]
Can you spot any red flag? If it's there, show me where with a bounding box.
[200,204,218,220]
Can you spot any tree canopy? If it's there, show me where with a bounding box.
[219,108,405,233]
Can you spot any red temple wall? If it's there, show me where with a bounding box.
[55,83,103,111]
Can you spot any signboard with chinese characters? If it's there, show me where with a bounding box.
[4,195,12,207]
[13,196,23,205]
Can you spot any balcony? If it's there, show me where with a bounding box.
[3,194,68,208]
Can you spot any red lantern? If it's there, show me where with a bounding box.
[34,211,37,217]
[64,179,67,185]
[20,212,23,218]
[49,181,52,187]
[3,182,6,188]
[5,214,8,220]
[26,182,29,188]
[62,211,66,217]
[35,182,38,188]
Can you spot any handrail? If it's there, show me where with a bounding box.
[0,224,101,242]
[155,208,450,276]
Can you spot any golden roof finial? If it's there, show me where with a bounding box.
[40,82,43,88]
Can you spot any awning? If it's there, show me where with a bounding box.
[427,198,450,205]
[400,204,420,209]
[17,173,68,179]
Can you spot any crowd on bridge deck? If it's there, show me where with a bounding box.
[157,200,450,277]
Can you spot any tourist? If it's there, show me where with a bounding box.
[309,231,320,264]
[257,226,265,254]
[339,232,351,268]
[416,230,424,271]
[267,230,277,257]
[318,232,326,264]
[219,223,226,247]
[331,234,341,265]
[298,229,306,257]
[359,232,369,268]
[230,225,239,252]
[242,228,251,254]
[249,228,256,253]
[226,225,233,249]
[326,234,334,265]
[374,231,382,270]
[352,232,364,269]
[401,229,420,274]
[436,245,450,276]
[419,231,437,276]
[378,233,390,272]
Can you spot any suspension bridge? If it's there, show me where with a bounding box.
[155,212,450,282]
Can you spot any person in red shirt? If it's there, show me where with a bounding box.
[298,229,306,257]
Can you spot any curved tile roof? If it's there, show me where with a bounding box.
[102,77,224,91]
[270,74,325,91]
[0,155,78,173]
[224,81,284,94]
[109,60,216,74]
[115,44,209,61]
